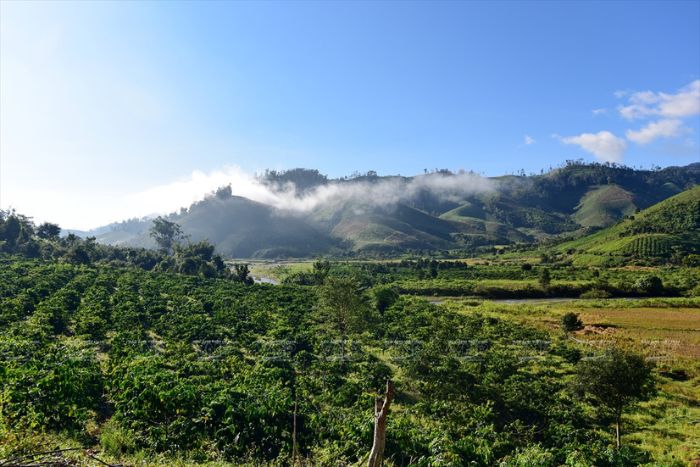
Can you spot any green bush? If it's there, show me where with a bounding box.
[561,312,584,332]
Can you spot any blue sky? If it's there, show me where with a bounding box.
[1,1,699,229]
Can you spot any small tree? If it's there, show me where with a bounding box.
[561,312,583,333]
[538,267,551,289]
[575,348,655,448]
[149,217,184,254]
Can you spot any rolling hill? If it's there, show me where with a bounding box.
[556,185,700,266]
[82,162,700,258]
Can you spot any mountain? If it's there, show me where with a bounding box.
[555,185,700,266]
[84,162,700,258]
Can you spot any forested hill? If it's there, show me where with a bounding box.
[83,162,700,258]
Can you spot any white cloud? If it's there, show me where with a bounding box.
[561,131,627,163]
[524,135,535,145]
[592,108,607,116]
[626,119,686,145]
[618,80,700,120]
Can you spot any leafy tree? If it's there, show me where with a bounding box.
[63,232,79,247]
[561,312,583,333]
[36,222,61,240]
[575,348,655,448]
[316,275,371,342]
[0,211,35,253]
[149,216,185,254]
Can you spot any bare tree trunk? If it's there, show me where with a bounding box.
[368,380,394,467]
[290,369,301,466]
[614,408,623,449]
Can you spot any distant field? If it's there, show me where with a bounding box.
[442,298,700,358]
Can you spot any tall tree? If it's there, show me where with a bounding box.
[149,217,184,254]
[316,276,372,362]
[316,276,369,341]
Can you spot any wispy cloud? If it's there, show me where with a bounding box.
[523,135,535,145]
[626,119,686,145]
[618,80,700,120]
[592,108,607,116]
[560,131,627,163]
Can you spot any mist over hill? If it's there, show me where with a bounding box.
[83,161,700,258]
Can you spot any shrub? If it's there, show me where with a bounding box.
[634,275,663,295]
[580,288,611,299]
[561,312,583,333]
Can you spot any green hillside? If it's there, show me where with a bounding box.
[572,185,637,227]
[557,186,700,266]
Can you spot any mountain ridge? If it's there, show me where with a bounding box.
[81,162,700,258]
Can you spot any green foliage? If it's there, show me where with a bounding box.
[36,222,61,241]
[634,275,664,295]
[0,210,39,257]
[232,263,254,284]
[316,275,373,338]
[556,186,700,266]
[0,257,673,464]
[1,342,103,431]
[167,240,229,278]
[312,258,331,284]
[371,285,399,314]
